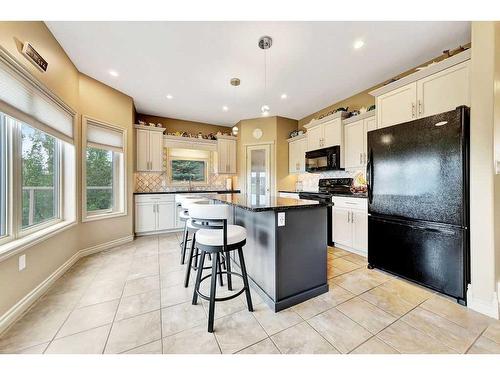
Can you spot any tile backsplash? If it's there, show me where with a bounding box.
[297,169,364,191]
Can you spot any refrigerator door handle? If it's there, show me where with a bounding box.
[366,149,373,204]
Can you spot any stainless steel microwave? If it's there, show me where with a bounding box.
[305,146,342,172]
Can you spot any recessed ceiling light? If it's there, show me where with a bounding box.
[222,106,229,112]
[109,70,119,77]
[166,94,173,99]
[281,93,287,99]
[353,40,365,50]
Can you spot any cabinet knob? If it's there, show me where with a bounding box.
[412,103,416,118]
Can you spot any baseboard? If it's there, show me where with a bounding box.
[0,234,134,335]
[467,286,500,319]
[333,243,367,258]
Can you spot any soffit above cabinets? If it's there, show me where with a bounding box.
[46,21,470,126]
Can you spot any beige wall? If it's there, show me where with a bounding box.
[276,117,299,192]
[136,113,229,135]
[0,22,134,319]
[494,23,500,305]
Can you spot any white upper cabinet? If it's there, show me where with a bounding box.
[135,125,165,172]
[304,112,346,151]
[306,124,323,151]
[343,112,376,169]
[376,82,417,129]
[371,50,470,129]
[217,136,237,174]
[323,118,343,148]
[416,60,470,118]
[288,136,306,174]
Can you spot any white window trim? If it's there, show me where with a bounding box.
[81,116,127,222]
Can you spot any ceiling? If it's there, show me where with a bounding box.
[46,22,470,126]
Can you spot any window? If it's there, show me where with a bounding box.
[0,115,7,239]
[83,117,126,221]
[168,148,210,185]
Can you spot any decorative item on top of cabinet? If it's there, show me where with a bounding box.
[370,49,470,129]
[343,111,376,169]
[217,134,237,174]
[332,196,368,256]
[303,111,347,152]
[287,133,307,174]
[135,124,165,172]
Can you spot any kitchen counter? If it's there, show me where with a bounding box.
[134,189,240,195]
[211,193,324,212]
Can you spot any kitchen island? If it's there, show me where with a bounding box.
[210,193,328,312]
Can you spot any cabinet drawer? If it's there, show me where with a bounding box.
[332,197,367,211]
[135,194,175,203]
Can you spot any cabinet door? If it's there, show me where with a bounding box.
[298,138,307,173]
[376,82,417,129]
[323,118,342,148]
[149,131,164,172]
[227,139,237,174]
[344,119,364,169]
[217,139,228,173]
[332,207,353,248]
[417,61,470,118]
[306,125,322,151]
[351,209,368,254]
[288,140,298,174]
[136,129,150,171]
[363,116,377,164]
[135,203,156,233]
[157,202,175,231]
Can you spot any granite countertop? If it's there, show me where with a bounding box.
[210,193,326,212]
[278,190,368,199]
[134,189,241,195]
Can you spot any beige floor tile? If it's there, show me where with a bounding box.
[252,304,303,336]
[37,290,83,311]
[341,253,367,266]
[160,269,187,288]
[483,322,500,344]
[162,324,221,354]
[202,295,246,320]
[10,342,50,354]
[271,322,339,354]
[292,285,353,320]
[56,299,119,338]
[159,253,185,274]
[359,286,416,317]
[467,336,500,354]
[105,310,161,354]
[337,297,396,334]
[332,267,389,295]
[308,308,372,353]
[128,258,159,281]
[160,285,194,308]
[327,266,346,278]
[237,338,280,354]
[214,310,267,354]
[78,278,126,308]
[45,272,94,297]
[332,258,363,273]
[133,245,159,258]
[115,289,161,321]
[401,307,480,353]
[378,279,433,306]
[124,340,163,354]
[45,325,111,354]
[420,296,492,335]
[329,247,350,258]
[350,337,399,354]
[123,275,160,297]
[377,320,456,354]
[161,302,206,337]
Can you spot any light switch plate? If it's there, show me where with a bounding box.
[19,254,26,271]
[278,212,285,227]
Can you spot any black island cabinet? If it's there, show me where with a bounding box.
[210,194,328,312]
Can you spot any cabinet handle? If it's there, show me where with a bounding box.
[412,103,416,118]
[418,100,423,115]
[347,211,350,223]
[351,211,355,224]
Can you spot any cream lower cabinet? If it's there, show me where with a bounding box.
[344,113,376,169]
[375,59,470,129]
[217,136,237,174]
[135,194,177,234]
[135,125,165,172]
[288,136,306,174]
[332,197,368,255]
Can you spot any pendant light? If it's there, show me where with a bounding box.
[230,78,240,135]
[259,36,272,117]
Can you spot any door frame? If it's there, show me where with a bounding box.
[244,142,274,196]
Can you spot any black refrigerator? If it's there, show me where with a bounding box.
[366,106,470,305]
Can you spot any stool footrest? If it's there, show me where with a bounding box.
[195,271,246,302]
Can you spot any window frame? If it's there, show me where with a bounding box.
[81,116,127,222]
[168,155,209,186]
[0,114,10,245]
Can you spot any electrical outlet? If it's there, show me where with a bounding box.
[19,254,26,271]
[278,212,286,227]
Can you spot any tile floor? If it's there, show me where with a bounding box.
[1,233,500,354]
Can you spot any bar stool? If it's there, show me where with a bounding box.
[178,196,205,264]
[189,202,253,333]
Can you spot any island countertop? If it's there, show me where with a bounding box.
[210,193,325,212]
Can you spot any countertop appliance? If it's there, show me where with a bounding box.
[305,146,342,172]
[367,106,470,304]
[299,178,353,245]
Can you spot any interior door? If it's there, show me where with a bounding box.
[376,82,417,129]
[344,119,364,168]
[332,207,352,247]
[135,203,156,232]
[246,144,271,204]
[307,125,322,151]
[417,61,470,118]
[323,118,342,148]
[149,131,164,171]
[136,129,150,171]
[157,202,175,231]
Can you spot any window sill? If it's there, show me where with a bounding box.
[0,219,77,262]
[82,211,127,223]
